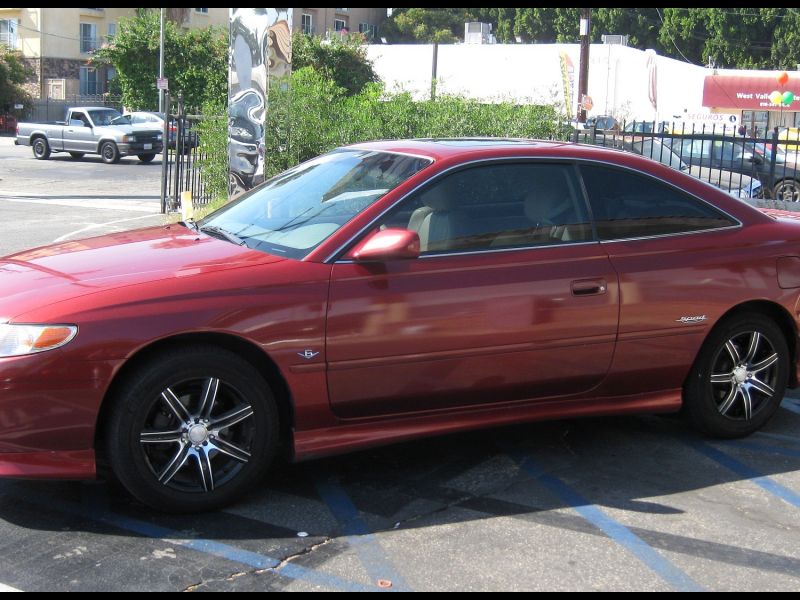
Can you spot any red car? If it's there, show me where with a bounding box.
[2,139,799,512]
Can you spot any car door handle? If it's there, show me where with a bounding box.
[571,279,607,296]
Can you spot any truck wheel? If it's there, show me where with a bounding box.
[32,138,51,160]
[138,153,156,164]
[100,141,121,164]
[69,152,85,160]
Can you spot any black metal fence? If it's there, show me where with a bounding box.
[25,95,123,123]
[572,121,800,202]
[160,95,225,214]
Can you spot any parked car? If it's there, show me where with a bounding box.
[585,115,619,131]
[665,135,800,201]
[622,138,762,199]
[2,139,799,512]
[15,107,163,164]
[112,111,198,152]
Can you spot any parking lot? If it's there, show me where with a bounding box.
[2,136,800,591]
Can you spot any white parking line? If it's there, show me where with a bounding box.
[0,195,159,213]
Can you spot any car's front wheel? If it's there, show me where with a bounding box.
[684,313,788,438]
[105,346,279,513]
[137,153,156,163]
[100,141,121,164]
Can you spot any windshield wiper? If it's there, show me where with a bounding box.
[199,225,247,246]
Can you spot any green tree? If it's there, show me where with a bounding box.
[0,50,33,116]
[92,9,227,111]
[291,31,378,95]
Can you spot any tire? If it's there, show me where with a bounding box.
[137,153,156,163]
[774,179,800,202]
[32,137,50,160]
[105,346,279,513]
[684,313,789,438]
[100,141,121,164]
[69,152,85,160]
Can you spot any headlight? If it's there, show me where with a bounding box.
[157,134,163,141]
[122,135,136,143]
[0,323,78,358]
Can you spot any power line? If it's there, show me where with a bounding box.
[655,8,696,65]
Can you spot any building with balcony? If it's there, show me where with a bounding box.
[0,8,228,100]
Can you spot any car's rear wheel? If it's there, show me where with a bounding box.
[105,346,279,513]
[137,153,156,163]
[100,141,121,164]
[775,179,800,202]
[32,137,50,160]
[684,314,788,438]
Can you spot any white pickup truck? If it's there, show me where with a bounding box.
[15,106,164,164]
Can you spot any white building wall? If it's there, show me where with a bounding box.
[368,43,711,123]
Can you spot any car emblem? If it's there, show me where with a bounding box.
[298,350,320,360]
[676,315,707,324]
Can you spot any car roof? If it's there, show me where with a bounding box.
[346,138,657,166]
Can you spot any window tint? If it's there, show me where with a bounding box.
[378,163,593,254]
[580,164,736,240]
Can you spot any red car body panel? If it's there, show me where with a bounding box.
[1,139,800,479]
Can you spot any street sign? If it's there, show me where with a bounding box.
[157,77,168,90]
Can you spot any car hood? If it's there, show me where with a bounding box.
[0,225,285,322]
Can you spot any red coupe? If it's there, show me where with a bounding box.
[2,139,799,512]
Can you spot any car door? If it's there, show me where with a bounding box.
[325,161,620,419]
[64,110,95,153]
[578,162,742,396]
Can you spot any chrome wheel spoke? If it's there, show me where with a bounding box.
[751,353,778,374]
[725,340,741,364]
[741,386,754,420]
[161,387,191,422]
[211,405,254,432]
[748,377,774,398]
[197,377,220,420]
[743,332,762,364]
[140,429,183,444]
[718,385,739,416]
[158,443,191,485]
[710,372,733,384]
[210,437,251,464]
[194,448,215,492]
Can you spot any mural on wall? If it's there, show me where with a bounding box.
[228,8,292,197]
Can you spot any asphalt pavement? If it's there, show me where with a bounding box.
[0,135,167,255]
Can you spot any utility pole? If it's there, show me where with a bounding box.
[577,7,591,123]
[158,8,165,113]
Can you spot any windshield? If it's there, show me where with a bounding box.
[89,109,123,126]
[111,114,132,125]
[199,149,432,259]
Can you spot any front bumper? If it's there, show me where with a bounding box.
[118,142,164,156]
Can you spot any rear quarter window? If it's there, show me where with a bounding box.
[580,163,737,240]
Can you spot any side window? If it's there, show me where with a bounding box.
[580,164,737,240]
[71,111,88,126]
[687,139,711,160]
[715,141,743,162]
[378,163,593,254]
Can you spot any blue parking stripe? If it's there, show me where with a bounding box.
[18,485,374,592]
[689,441,800,510]
[510,453,704,592]
[781,398,800,416]
[314,476,410,591]
[755,431,800,446]
[721,439,800,459]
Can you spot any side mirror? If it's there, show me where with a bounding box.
[348,228,420,262]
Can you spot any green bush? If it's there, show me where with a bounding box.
[264,67,563,178]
